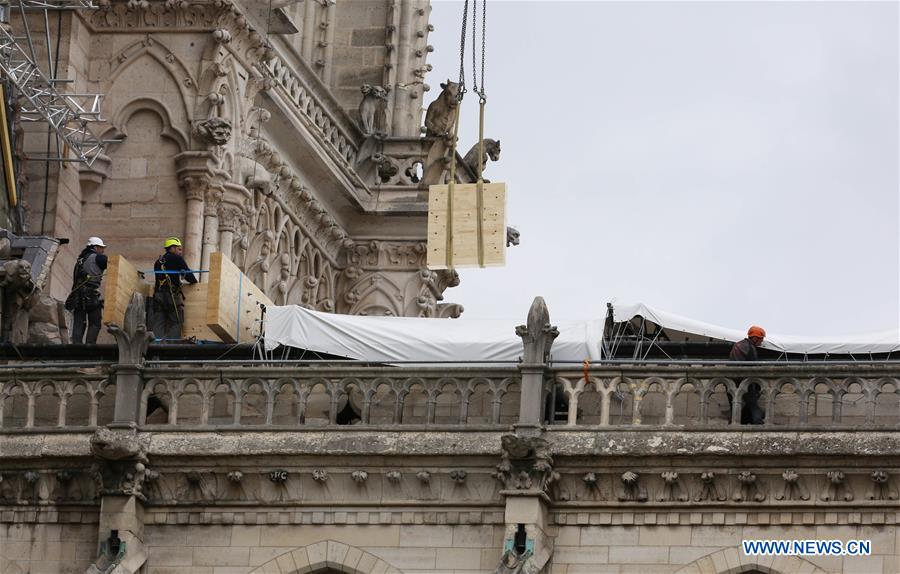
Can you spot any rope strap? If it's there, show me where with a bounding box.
[445,103,463,269]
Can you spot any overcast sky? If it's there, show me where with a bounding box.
[426,0,899,337]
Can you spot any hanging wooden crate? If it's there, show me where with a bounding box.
[427,182,507,269]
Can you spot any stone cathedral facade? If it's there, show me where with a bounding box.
[22,0,467,326]
[1,2,899,574]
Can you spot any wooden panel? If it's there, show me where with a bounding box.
[205,252,272,344]
[101,255,151,327]
[181,282,217,341]
[100,253,269,343]
[426,182,506,269]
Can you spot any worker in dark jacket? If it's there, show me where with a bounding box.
[730,325,766,361]
[729,325,767,424]
[68,236,108,344]
[150,237,197,341]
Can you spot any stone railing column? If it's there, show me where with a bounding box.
[489,297,560,573]
[515,296,559,434]
[107,293,153,427]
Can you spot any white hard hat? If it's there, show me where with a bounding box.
[87,236,106,247]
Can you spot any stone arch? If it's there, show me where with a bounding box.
[107,36,195,124]
[247,540,401,574]
[86,101,187,268]
[108,98,189,152]
[671,547,827,574]
[0,555,25,574]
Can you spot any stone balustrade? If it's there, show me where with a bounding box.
[138,365,522,428]
[0,365,115,429]
[551,363,900,428]
[2,361,900,431]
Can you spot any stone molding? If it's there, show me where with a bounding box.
[249,540,401,574]
[553,510,899,527]
[672,548,827,574]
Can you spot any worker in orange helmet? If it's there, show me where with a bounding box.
[728,325,767,424]
[730,325,766,361]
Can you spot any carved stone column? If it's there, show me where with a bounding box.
[201,187,223,276]
[490,298,560,573]
[88,427,150,574]
[175,151,229,272]
[493,435,557,574]
[216,203,242,261]
[107,293,152,427]
[179,176,206,272]
[515,297,559,434]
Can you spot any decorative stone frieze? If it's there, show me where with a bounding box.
[776,469,810,501]
[493,435,559,495]
[822,470,854,502]
[617,471,647,503]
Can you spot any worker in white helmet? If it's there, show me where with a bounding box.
[66,236,107,344]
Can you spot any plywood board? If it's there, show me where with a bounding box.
[181,282,217,341]
[101,255,151,327]
[100,252,269,343]
[205,252,272,344]
[427,182,507,269]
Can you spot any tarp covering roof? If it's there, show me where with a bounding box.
[612,302,900,356]
[263,305,603,362]
[263,302,900,362]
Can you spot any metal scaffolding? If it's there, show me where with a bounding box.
[0,0,105,165]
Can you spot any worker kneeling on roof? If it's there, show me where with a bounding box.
[150,237,197,342]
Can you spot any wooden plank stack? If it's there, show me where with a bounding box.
[426,182,507,269]
[205,252,271,343]
[102,252,271,343]
[101,255,151,326]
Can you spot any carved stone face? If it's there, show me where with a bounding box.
[0,259,33,292]
[196,117,232,146]
[209,121,231,145]
[487,139,501,161]
[439,80,460,105]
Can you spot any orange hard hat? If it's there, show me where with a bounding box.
[748,326,766,339]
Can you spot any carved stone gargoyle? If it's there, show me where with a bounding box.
[493,434,559,495]
[193,117,232,147]
[107,293,152,365]
[463,138,500,181]
[0,259,37,343]
[495,548,540,574]
[89,427,150,500]
[515,297,559,365]
[506,226,520,248]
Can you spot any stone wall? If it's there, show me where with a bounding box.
[0,521,98,574]
[142,523,504,573]
[549,523,896,574]
[10,0,460,324]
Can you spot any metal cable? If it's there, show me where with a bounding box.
[471,0,477,95]
[457,0,468,96]
[480,0,486,99]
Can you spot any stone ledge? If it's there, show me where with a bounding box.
[5,430,900,460]
[548,430,900,457]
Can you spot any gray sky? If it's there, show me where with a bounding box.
[426,0,899,337]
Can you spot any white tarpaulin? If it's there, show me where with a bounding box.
[263,302,900,362]
[263,305,604,362]
[612,302,900,356]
